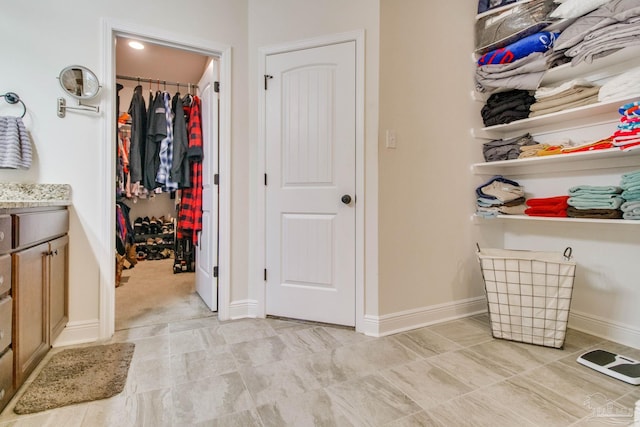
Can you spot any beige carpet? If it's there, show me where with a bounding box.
[116,258,213,330]
[13,343,135,414]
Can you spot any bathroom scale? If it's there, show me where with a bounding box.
[577,349,640,385]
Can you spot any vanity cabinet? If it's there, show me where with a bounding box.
[0,206,70,411]
[0,215,13,410]
[11,208,69,388]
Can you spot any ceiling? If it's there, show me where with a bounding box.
[115,37,209,90]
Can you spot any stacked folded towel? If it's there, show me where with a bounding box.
[567,185,624,219]
[610,101,640,152]
[476,176,526,217]
[620,169,640,219]
[525,195,569,217]
[530,79,601,117]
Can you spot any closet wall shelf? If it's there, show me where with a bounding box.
[472,214,640,225]
[472,148,640,175]
[475,94,640,138]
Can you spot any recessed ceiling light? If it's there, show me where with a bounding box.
[128,41,145,50]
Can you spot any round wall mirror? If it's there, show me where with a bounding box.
[58,65,101,99]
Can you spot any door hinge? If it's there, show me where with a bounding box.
[214,174,219,185]
[214,81,220,93]
[264,268,267,281]
[264,173,267,186]
[264,75,273,90]
[213,266,218,277]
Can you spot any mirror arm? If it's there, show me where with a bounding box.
[57,98,100,118]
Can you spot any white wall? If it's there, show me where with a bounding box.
[378,1,484,319]
[247,0,381,317]
[0,0,248,341]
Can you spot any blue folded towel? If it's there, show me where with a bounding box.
[568,185,622,196]
[568,196,624,210]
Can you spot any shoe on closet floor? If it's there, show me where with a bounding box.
[133,217,143,234]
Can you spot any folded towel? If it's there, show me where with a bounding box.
[568,196,624,209]
[622,200,640,211]
[622,191,640,201]
[526,195,570,207]
[567,207,623,219]
[569,185,623,195]
[0,116,32,169]
[524,207,568,217]
[622,211,640,219]
[499,204,527,215]
[621,169,640,182]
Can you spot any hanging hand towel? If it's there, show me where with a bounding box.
[0,116,32,169]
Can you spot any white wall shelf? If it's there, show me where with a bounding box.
[472,148,640,175]
[475,95,640,139]
[473,214,640,225]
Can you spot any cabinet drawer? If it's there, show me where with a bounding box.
[0,349,13,410]
[0,255,9,296]
[13,209,68,249]
[0,215,10,254]
[0,297,10,352]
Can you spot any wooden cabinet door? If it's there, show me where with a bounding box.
[48,235,68,344]
[12,242,48,387]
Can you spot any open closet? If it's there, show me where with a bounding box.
[113,37,219,330]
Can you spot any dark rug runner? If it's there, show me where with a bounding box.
[14,342,135,414]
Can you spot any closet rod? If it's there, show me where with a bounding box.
[116,74,198,89]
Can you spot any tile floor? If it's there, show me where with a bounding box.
[0,314,638,426]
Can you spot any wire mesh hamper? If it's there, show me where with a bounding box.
[476,246,576,348]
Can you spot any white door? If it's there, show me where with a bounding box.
[195,59,219,310]
[265,42,356,326]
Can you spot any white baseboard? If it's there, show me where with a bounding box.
[360,296,487,337]
[228,299,259,320]
[569,310,640,349]
[52,319,101,347]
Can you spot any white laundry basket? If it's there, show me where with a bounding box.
[476,246,576,349]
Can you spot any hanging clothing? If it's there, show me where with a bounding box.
[155,92,179,191]
[178,96,204,245]
[171,93,190,188]
[144,91,164,191]
[127,85,147,183]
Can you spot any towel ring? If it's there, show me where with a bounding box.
[1,92,26,118]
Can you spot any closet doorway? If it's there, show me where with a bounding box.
[113,36,219,331]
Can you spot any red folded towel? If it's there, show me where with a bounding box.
[525,195,569,207]
[524,208,568,217]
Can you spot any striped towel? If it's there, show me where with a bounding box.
[0,116,31,169]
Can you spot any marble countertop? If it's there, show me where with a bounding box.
[0,183,71,208]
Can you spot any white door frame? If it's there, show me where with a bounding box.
[256,30,365,331]
[99,18,232,339]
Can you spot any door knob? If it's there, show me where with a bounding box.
[341,195,352,205]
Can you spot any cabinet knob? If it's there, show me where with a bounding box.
[0,331,4,340]
[0,231,4,241]
[0,389,4,400]
[0,276,3,285]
